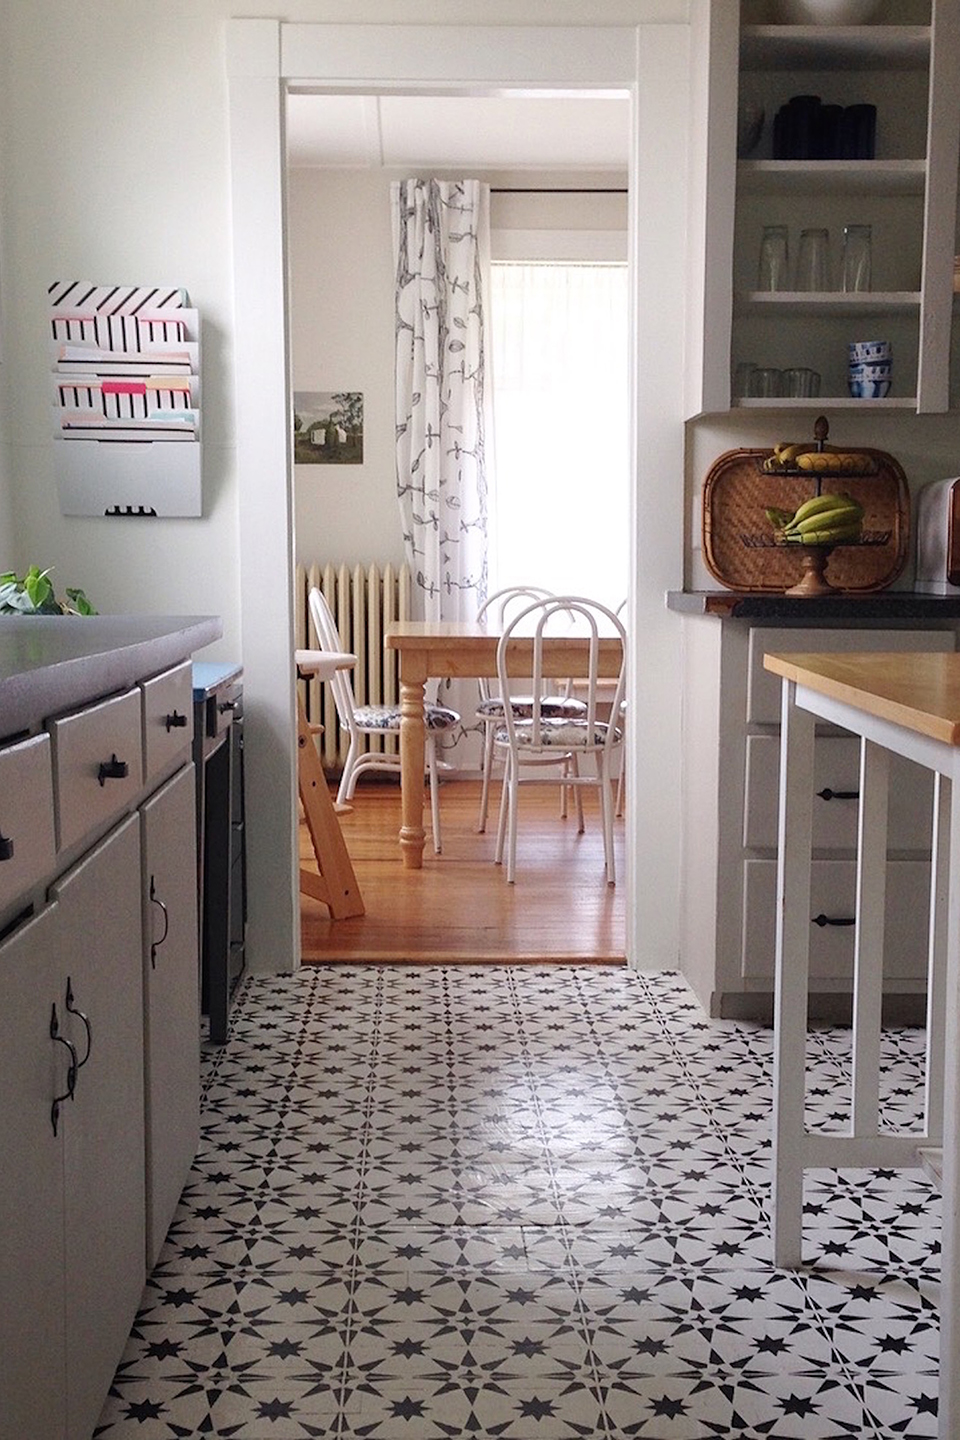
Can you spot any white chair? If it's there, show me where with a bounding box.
[307,586,459,853]
[493,595,626,885]
[475,585,587,833]
[614,597,628,818]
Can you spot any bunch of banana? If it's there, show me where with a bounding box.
[796,450,875,474]
[766,492,864,547]
[762,441,822,472]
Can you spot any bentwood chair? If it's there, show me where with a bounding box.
[615,597,628,817]
[308,586,459,853]
[474,585,587,833]
[493,595,626,884]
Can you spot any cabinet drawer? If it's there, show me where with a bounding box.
[743,734,935,853]
[50,689,143,852]
[141,661,193,782]
[0,734,56,914]
[746,627,955,725]
[742,857,931,984]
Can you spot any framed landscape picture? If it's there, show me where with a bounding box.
[293,391,363,465]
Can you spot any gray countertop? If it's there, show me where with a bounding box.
[666,591,960,621]
[0,614,222,738]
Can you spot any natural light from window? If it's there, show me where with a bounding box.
[488,261,629,612]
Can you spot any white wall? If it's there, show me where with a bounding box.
[288,166,630,570]
[0,0,688,981]
[0,0,678,634]
[289,169,405,569]
[0,34,15,566]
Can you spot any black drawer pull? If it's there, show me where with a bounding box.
[65,977,92,1070]
[97,753,128,786]
[0,833,13,861]
[812,913,856,928]
[149,876,169,969]
[218,699,237,714]
[50,1002,78,1137]
[165,709,188,731]
[816,788,860,802]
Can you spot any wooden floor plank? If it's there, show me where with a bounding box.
[300,777,626,964]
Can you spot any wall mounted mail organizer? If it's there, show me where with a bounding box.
[49,280,201,517]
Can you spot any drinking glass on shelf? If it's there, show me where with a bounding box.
[796,228,831,291]
[783,367,821,398]
[842,224,872,292]
[749,367,784,398]
[733,361,758,398]
[757,225,790,291]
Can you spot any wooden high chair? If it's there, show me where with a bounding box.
[295,648,364,919]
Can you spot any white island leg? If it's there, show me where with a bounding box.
[772,680,815,1268]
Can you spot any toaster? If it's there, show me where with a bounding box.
[915,477,960,593]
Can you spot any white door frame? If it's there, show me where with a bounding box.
[226,19,690,975]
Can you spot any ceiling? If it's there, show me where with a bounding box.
[285,93,631,171]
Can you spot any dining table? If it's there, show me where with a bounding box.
[384,619,624,869]
[764,648,960,1437]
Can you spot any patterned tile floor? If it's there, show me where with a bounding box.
[95,966,941,1439]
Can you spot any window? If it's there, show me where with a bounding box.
[488,261,629,610]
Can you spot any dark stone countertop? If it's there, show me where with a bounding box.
[666,590,960,621]
[0,614,222,738]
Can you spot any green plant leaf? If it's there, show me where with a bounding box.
[0,567,96,617]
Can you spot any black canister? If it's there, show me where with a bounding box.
[840,104,877,160]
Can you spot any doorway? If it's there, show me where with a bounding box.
[226,19,691,977]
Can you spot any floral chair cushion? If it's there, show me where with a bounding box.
[477,694,587,720]
[353,703,459,733]
[494,718,622,748]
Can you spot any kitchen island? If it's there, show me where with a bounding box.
[668,590,960,1018]
[764,647,960,1440]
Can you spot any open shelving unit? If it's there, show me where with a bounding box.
[687,3,960,416]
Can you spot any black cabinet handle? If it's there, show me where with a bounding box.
[0,833,13,861]
[149,876,169,969]
[65,977,92,1070]
[218,699,237,714]
[816,788,860,802]
[165,709,188,732]
[812,913,856,928]
[50,1001,78,1137]
[97,753,128,786]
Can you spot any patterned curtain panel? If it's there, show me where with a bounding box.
[392,179,490,623]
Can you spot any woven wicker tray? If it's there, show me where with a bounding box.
[701,447,910,595]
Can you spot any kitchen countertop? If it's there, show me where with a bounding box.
[0,614,222,738]
[763,649,960,745]
[666,590,960,620]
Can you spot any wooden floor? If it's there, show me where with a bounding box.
[300,777,625,964]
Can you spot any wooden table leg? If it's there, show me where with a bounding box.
[297,698,364,917]
[398,668,427,869]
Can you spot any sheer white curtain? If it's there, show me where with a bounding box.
[489,262,629,609]
[392,178,491,623]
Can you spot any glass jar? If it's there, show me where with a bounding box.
[841,224,872,293]
[796,228,831,291]
[757,225,790,291]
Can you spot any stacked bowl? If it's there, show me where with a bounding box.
[849,340,891,398]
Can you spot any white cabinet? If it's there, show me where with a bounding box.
[0,906,67,1440]
[0,646,205,1440]
[0,733,56,916]
[50,817,146,1440]
[679,616,956,1017]
[141,764,200,1267]
[688,2,960,415]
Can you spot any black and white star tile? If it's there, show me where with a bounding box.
[95,967,940,1438]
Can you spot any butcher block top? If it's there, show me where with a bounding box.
[763,650,960,746]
